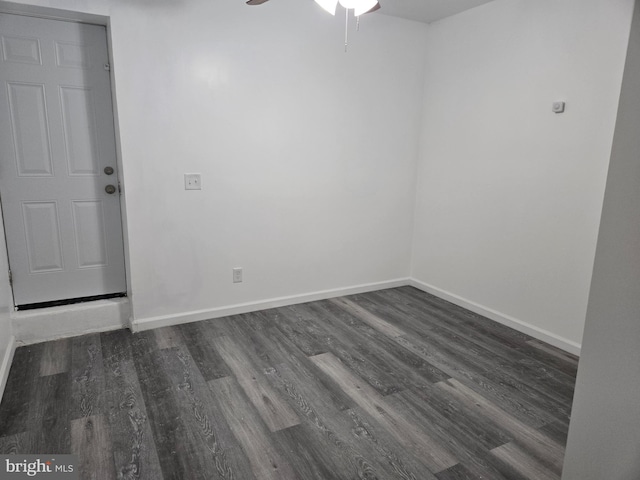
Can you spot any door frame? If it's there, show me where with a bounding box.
[0,2,133,320]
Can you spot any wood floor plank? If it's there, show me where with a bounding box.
[313,299,450,387]
[70,334,106,419]
[394,334,556,428]
[480,371,572,426]
[353,291,576,410]
[210,317,293,372]
[329,297,407,338]
[264,364,378,479]
[401,312,577,405]
[376,288,579,378]
[382,287,531,346]
[260,330,354,413]
[71,414,117,480]
[128,330,158,357]
[272,424,357,480]
[40,338,71,377]
[525,339,579,371]
[219,320,355,415]
[235,310,276,332]
[344,407,439,480]
[269,306,328,357]
[344,294,576,417]
[490,442,558,480]
[537,421,570,446]
[133,345,256,480]
[390,386,513,451]
[0,343,43,436]
[165,345,258,480]
[310,352,458,474]
[0,432,30,454]
[287,303,403,396]
[435,463,485,480]
[386,389,510,480]
[152,327,183,349]
[435,378,564,473]
[101,330,164,480]
[0,287,577,480]
[28,372,71,454]
[266,361,436,480]
[132,347,199,480]
[369,288,528,359]
[209,376,297,480]
[211,335,300,432]
[176,322,232,381]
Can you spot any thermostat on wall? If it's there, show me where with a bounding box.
[553,101,566,113]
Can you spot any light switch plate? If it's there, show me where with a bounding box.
[185,173,202,190]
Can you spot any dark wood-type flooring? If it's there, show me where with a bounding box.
[0,286,578,479]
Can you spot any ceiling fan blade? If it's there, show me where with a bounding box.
[246,0,270,5]
[362,2,381,14]
[353,0,380,16]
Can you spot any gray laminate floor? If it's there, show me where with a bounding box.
[0,286,578,479]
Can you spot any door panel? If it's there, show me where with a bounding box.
[0,14,126,306]
[8,82,54,176]
[72,200,109,268]
[55,41,90,69]
[60,86,100,175]
[22,201,64,273]
[2,35,42,64]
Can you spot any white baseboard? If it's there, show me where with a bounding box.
[0,335,16,403]
[134,277,581,356]
[132,278,411,332]
[409,279,581,356]
[12,298,131,345]
[6,277,580,357]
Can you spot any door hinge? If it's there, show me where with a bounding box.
[118,181,122,194]
[104,63,111,71]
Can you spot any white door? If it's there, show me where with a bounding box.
[0,14,126,307]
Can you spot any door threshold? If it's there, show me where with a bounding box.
[11,296,130,345]
[16,292,127,311]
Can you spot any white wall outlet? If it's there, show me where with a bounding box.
[233,267,243,283]
[552,101,566,114]
[184,173,202,190]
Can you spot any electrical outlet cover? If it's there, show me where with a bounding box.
[233,267,243,283]
[185,173,202,190]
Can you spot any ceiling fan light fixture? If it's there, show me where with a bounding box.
[337,0,359,8]
[353,0,379,16]
[314,0,338,15]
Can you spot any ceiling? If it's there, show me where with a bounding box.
[377,0,495,24]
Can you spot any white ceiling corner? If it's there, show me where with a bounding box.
[377,0,496,24]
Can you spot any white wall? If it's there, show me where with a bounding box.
[562,1,640,477]
[2,0,428,327]
[411,0,634,351]
[0,207,15,397]
[3,0,633,355]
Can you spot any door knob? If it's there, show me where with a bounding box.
[104,166,114,175]
[105,185,116,194]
